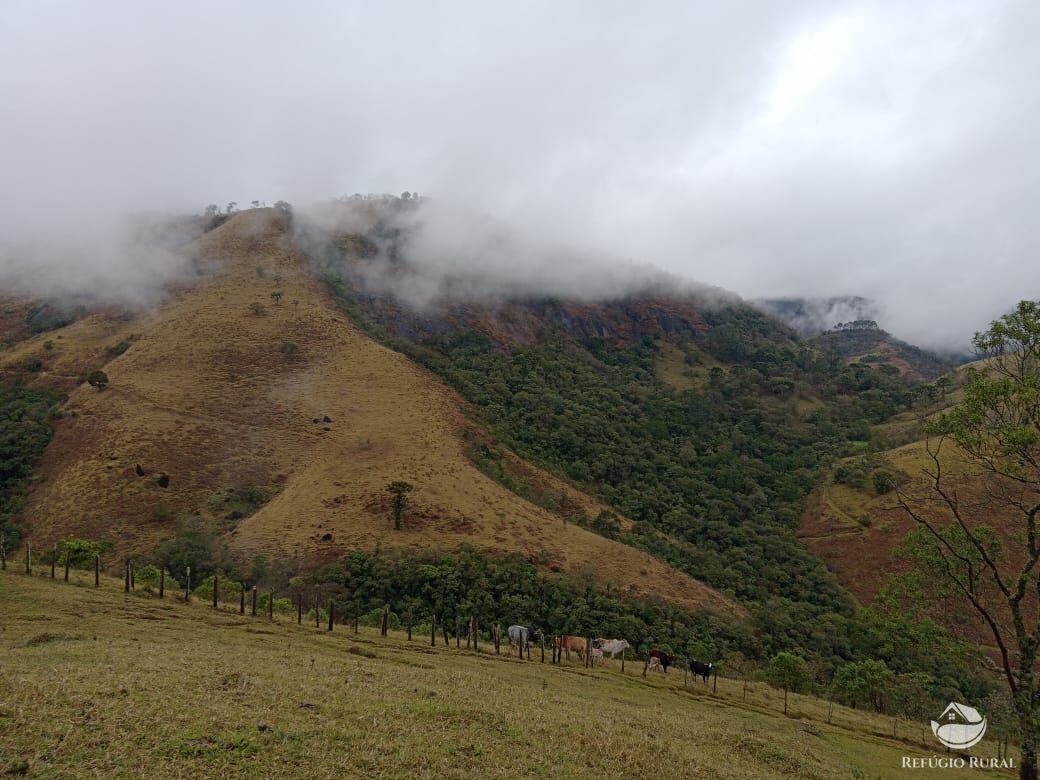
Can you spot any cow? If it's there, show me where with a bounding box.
[507,625,541,651]
[689,659,714,684]
[594,638,631,660]
[555,635,587,662]
[648,656,663,673]
[648,648,673,673]
[589,647,603,665]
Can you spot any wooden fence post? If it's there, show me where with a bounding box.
[314,592,320,628]
[159,566,165,598]
[297,594,303,625]
[713,669,718,694]
[494,624,500,654]
[64,550,70,582]
[353,610,359,633]
[251,586,257,617]
[431,614,437,647]
[1,541,5,571]
[212,576,219,609]
[643,648,649,677]
[381,606,388,637]
[455,617,460,648]
[621,649,625,673]
[239,583,245,615]
[184,566,191,602]
[25,541,31,575]
[518,633,524,660]
[51,544,56,578]
[540,635,545,663]
[129,560,134,590]
[406,616,412,641]
[124,560,130,592]
[94,554,100,587]
[268,592,273,621]
[327,600,334,631]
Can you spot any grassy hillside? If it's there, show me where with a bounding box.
[301,208,934,666]
[0,571,1013,778]
[0,209,735,616]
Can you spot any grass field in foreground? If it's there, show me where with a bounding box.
[0,571,1013,778]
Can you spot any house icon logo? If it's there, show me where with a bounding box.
[931,702,987,749]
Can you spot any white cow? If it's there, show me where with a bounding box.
[594,638,631,660]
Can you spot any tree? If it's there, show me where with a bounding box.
[766,651,807,715]
[270,291,283,304]
[832,659,893,712]
[386,481,413,530]
[897,300,1040,779]
[204,204,218,218]
[226,201,237,214]
[872,469,898,495]
[935,375,953,399]
[86,370,108,390]
[274,201,293,222]
[251,200,260,208]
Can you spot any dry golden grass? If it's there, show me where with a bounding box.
[5,209,736,616]
[0,572,1013,778]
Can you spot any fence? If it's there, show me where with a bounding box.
[0,540,967,753]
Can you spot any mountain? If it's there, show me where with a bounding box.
[810,320,952,381]
[755,297,952,381]
[0,209,736,616]
[0,201,980,688]
[754,296,880,336]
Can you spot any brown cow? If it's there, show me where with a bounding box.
[554,635,587,662]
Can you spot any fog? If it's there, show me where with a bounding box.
[2,1,1038,350]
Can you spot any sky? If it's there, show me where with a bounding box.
[1,0,1038,350]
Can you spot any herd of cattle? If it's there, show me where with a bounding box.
[506,625,715,682]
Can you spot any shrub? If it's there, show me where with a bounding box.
[135,563,180,593]
[105,340,130,357]
[591,510,621,539]
[872,469,899,495]
[87,370,109,390]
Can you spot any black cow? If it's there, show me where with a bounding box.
[648,648,673,672]
[690,659,714,684]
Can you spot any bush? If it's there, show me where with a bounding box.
[591,510,621,539]
[359,608,401,630]
[105,340,130,357]
[56,537,113,568]
[192,574,244,602]
[872,469,899,495]
[87,370,109,390]
[136,564,180,593]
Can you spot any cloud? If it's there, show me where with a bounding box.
[1,0,1037,349]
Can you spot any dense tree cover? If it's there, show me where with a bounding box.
[304,236,985,700]
[381,322,912,618]
[0,381,61,549]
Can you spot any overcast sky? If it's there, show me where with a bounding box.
[2,0,1037,350]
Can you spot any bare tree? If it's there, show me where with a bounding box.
[897,300,1040,779]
